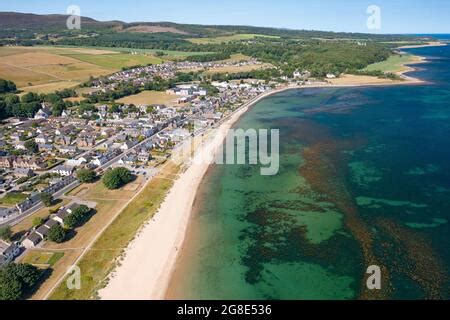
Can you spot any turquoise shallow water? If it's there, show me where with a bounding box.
[169,45,450,300]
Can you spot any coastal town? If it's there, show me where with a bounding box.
[1,4,448,304]
[0,55,299,271]
[0,40,433,300]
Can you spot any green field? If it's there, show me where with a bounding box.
[23,251,65,267]
[63,53,163,69]
[53,46,214,60]
[0,192,28,207]
[364,54,421,73]
[188,33,280,44]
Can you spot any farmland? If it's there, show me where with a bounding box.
[0,46,164,93]
[61,53,163,70]
[116,90,180,106]
[52,45,215,60]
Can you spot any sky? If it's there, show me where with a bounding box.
[1,0,449,34]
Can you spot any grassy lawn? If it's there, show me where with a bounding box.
[364,54,422,73]
[63,53,163,69]
[0,192,28,207]
[22,251,65,267]
[188,33,280,44]
[117,90,180,106]
[49,163,179,300]
[223,53,253,62]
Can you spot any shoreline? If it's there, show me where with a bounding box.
[98,89,280,300]
[397,41,447,49]
[98,50,433,300]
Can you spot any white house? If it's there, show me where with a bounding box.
[34,105,52,120]
[91,156,108,167]
[66,155,91,167]
[22,233,42,249]
[52,165,75,177]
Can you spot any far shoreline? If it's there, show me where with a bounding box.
[98,43,443,300]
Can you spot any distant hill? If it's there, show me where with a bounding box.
[0,12,120,30]
[0,11,431,42]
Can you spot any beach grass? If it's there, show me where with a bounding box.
[48,163,179,300]
[364,54,422,73]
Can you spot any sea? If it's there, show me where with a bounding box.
[167,44,450,300]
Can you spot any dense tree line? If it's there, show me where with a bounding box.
[84,72,202,103]
[208,68,282,82]
[51,32,394,78]
[0,263,41,300]
[0,82,77,120]
[0,79,17,94]
[84,82,141,103]
[186,52,230,62]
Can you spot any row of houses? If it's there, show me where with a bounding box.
[16,175,78,214]
[0,156,46,170]
[0,240,21,267]
[22,203,86,249]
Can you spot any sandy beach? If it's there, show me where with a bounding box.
[98,54,430,300]
[98,89,280,300]
[397,41,447,49]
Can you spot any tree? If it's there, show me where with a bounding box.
[0,79,17,94]
[0,226,12,241]
[0,271,22,300]
[63,213,79,229]
[20,92,39,104]
[39,192,54,207]
[32,217,44,228]
[47,224,66,243]
[102,167,133,190]
[0,263,41,300]
[24,140,39,153]
[10,264,40,288]
[76,168,97,183]
[64,205,90,229]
